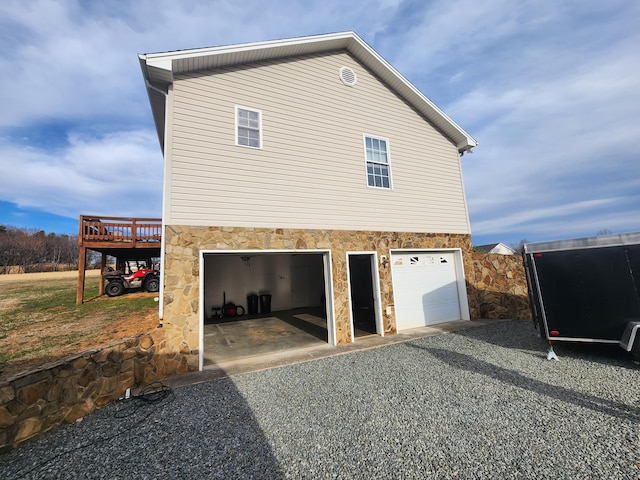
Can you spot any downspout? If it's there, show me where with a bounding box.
[145,79,167,97]
[457,147,474,239]
[146,79,169,324]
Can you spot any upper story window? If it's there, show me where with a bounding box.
[236,106,262,148]
[364,135,391,189]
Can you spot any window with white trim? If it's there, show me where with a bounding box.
[236,106,261,148]
[364,135,391,188]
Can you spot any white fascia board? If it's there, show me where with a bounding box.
[144,56,173,73]
[143,31,355,63]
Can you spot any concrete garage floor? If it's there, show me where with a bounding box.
[203,307,375,368]
[203,307,332,364]
[202,306,379,368]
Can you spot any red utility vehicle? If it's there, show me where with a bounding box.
[104,259,160,297]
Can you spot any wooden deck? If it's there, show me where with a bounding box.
[79,215,162,252]
[77,215,162,304]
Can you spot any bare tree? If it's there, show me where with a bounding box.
[19,230,47,273]
[46,233,64,271]
[0,227,21,274]
[61,234,80,269]
[0,226,80,273]
[511,238,528,255]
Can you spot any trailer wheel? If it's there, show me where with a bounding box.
[631,342,640,362]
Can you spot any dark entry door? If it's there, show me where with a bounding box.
[348,254,377,335]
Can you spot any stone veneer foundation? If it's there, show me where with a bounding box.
[163,226,475,356]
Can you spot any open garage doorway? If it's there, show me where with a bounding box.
[347,252,383,339]
[200,250,334,368]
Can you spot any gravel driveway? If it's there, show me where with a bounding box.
[2,320,639,479]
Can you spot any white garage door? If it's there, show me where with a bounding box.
[391,252,461,330]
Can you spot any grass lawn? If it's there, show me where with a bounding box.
[0,272,159,379]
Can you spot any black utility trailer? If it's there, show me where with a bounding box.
[522,232,640,360]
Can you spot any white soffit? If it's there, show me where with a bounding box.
[139,31,477,153]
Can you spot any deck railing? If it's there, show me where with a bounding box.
[79,215,162,246]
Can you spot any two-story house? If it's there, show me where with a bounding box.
[139,31,477,370]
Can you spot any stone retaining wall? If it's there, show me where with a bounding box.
[468,252,531,320]
[0,327,189,451]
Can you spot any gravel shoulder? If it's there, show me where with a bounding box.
[2,320,639,479]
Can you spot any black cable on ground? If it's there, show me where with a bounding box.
[8,381,175,480]
[113,381,174,418]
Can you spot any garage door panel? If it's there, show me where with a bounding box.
[392,252,462,330]
[423,281,461,323]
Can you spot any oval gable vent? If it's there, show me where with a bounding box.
[339,66,357,86]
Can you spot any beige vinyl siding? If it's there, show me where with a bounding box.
[167,51,470,234]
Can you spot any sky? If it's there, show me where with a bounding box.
[0,0,638,247]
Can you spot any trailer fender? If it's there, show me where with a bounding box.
[619,321,640,354]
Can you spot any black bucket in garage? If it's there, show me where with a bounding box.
[259,294,272,314]
[247,294,259,315]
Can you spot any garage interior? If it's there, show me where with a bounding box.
[202,252,336,366]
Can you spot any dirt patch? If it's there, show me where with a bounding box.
[0,291,159,380]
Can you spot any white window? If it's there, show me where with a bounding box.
[236,106,261,148]
[364,135,391,189]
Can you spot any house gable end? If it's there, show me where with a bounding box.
[167,50,470,234]
[139,32,477,155]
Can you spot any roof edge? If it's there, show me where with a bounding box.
[140,31,358,64]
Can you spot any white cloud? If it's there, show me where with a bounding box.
[0,0,402,127]
[472,198,619,233]
[0,129,163,219]
[458,41,640,226]
[422,0,640,243]
[0,1,144,126]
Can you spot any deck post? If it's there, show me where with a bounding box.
[99,253,106,295]
[76,246,87,305]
